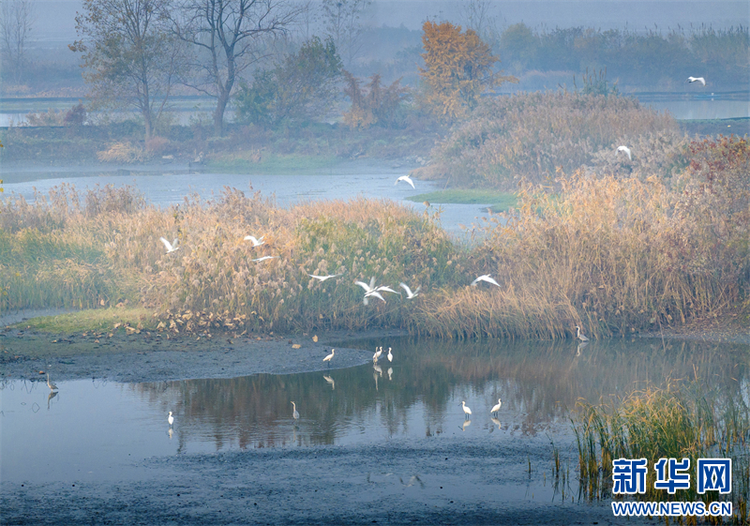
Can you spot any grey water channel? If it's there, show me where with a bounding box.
[3,336,748,489]
[0,161,491,237]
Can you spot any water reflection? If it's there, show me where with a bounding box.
[2,337,748,483]
[130,336,749,452]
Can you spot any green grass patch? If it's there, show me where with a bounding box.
[408,189,517,212]
[207,153,339,174]
[15,307,157,333]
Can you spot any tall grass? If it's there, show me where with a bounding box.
[572,381,749,523]
[1,137,747,339]
[420,91,679,189]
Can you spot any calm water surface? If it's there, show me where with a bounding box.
[2,337,748,485]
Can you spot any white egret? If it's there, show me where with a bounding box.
[471,274,500,287]
[291,401,299,421]
[251,256,277,262]
[46,373,58,391]
[355,277,377,294]
[168,411,174,426]
[373,346,383,362]
[395,175,415,189]
[688,76,706,86]
[363,290,386,305]
[375,285,400,295]
[324,375,335,390]
[490,398,502,416]
[399,282,420,299]
[617,145,632,161]
[323,348,335,365]
[387,347,393,362]
[461,400,472,419]
[160,237,179,253]
[244,235,265,247]
[575,325,589,342]
[309,272,343,282]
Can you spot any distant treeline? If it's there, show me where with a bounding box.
[497,24,749,90]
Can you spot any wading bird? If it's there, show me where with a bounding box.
[688,76,706,86]
[490,398,502,416]
[309,272,344,282]
[373,346,383,363]
[291,401,299,421]
[399,282,420,299]
[323,348,335,366]
[461,400,472,419]
[160,237,179,254]
[395,175,415,189]
[471,274,500,287]
[244,235,265,247]
[46,373,58,391]
[168,411,174,426]
[387,347,393,363]
[251,256,277,262]
[617,145,632,161]
[575,325,589,342]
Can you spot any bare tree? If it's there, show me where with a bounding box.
[1,0,35,84]
[169,0,301,136]
[460,0,503,51]
[320,0,372,69]
[70,0,187,139]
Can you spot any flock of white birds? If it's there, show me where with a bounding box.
[158,72,706,431]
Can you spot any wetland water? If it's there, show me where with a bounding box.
[2,336,748,524]
[0,162,492,237]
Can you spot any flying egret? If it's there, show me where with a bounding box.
[617,145,632,161]
[160,237,179,253]
[399,282,420,299]
[309,272,343,282]
[291,401,299,421]
[575,325,589,342]
[688,76,706,86]
[323,348,335,366]
[490,398,502,416]
[244,235,265,247]
[355,277,377,295]
[387,347,393,362]
[251,256,277,262]
[46,373,58,391]
[471,274,500,287]
[395,175,415,189]
[168,411,174,426]
[375,285,400,295]
[461,400,472,419]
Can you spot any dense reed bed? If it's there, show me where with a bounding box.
[572,381,749,524]
[421,91,680,189]
[417,135,749,339]
[1,133,747,338]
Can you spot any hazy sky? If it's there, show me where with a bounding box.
[31,1,750,46]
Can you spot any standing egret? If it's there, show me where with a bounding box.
[399,282,420,299]
[46,373,58,391]
[688,76,706,86]
[168,411,174,426]
[461,400,472,419]
[471,274,500,287]
[395,175,415,189]
[490,398,502,416]
[160,237,179,253]
[575,325,589,342]
[323,348,335,366]
[387,347,393,362]
[617,145,632,161]
[244,235,265,247]
[291,401,299,421]
[373,346,383,362]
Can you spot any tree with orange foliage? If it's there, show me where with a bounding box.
[419,20,515,121]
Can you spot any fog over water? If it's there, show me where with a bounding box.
[30,1,750,46]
